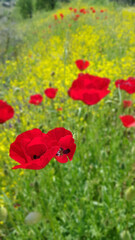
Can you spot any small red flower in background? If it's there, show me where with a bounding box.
[115,77,135,94]
[80,8,86,14]
[68,24,72,27]
[74,8,77,13]
[92,9,96,13]
[68,74,110,105]
[44,88,58,99]
[100,9,104,13]
[57,107,63,111]
[0,100,14,124]
[54,14,58,20]
[69,7,73,11]
[14,203,21,208]
[123,100,132,108]
[75,59,90,71]
[9,128,76,169]
[60,13,64,19]
[10,129,59,170]
[29,94,43,105]
[73,14,80,21]
[120,115,135,128]
[47,128,76,163]
[49,25,51,29]
[90,7,93,10]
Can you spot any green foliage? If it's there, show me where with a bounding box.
[110,0,135,5]
[0,0,135,239]
[36,0,57,10]
[18,0,33,18]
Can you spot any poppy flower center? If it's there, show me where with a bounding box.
[26,138,47,161]
[56,148,70,156]
[33,155,40,160]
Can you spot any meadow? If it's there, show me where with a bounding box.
[0,0,135,239]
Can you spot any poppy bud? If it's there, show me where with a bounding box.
[25,212,42,225]
[120,230,132,240]
[80,126,84,132]
[0,206,8,222]
[125,186,135,201]
[34,180,40,193]
[51,71,55,77]
[4,163,9,175]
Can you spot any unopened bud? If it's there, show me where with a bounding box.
[125,186,135,201]
[120,230,132,240]
[51,71,55,77]
[0,206,8,222]
[25,212,42,225]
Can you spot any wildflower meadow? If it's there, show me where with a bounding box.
[0,0,135,239]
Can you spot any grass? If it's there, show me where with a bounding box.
[0,0,135,239]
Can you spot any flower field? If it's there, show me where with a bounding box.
[0,1,135,239]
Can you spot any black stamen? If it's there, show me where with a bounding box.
[63,149,70,154]
[33,155,39,159]
[56,148,70,157]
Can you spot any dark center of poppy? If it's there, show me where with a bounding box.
[63,149,70,154]
[33,155,40,160]
[56,148,70,156]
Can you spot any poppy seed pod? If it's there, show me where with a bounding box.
[120,230,132,240]
[0,206,8,222]
[25,212,42,225]
[125,186,135,201]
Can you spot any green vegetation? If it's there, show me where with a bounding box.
[0,0,135,239]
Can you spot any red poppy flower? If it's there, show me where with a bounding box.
[0,100,14,124]
[115,77,135,94]
[68,74,110,105]
[90,7,93,10]
[29,94,43,105]
[120,115,135,128]
[14,203,21,208]
[10,128,76,169]
[47,128,76,163]
[44,88,58,99]
[80,8,86,13]
[73,14,80,21]
[69,7,73,11]
[54,14,57,20]
[100,9,104,13]
[10,129,59,170]
[57,107,63,111]
[60,13,64,19]
[123,100,132,108]
[92,9,96,13]
[75,59,90,71]
[74,8,77,13]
